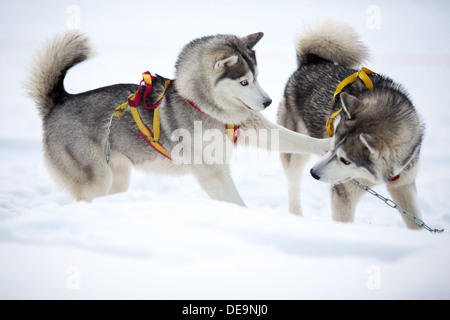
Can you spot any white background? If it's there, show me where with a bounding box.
[0,0,449,299]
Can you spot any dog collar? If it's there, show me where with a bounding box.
[326,67,379,137]
[186,99,240,144]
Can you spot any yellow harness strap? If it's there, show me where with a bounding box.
[114,94,134,118]
[326,108,345,137]
[326,67,378,137]
[130,79,171,143]
[112,72,173,160]
[226,124,240,144]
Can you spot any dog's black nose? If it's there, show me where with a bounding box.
[263,99,272,108]
[310,169,320,180]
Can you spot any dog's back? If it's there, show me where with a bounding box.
[278,20,370,138]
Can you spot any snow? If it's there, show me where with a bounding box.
[1,0,450,300]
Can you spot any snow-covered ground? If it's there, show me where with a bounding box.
[1,0,449,300]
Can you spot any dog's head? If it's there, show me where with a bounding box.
[310,92,423,184]
[211,33,272,113]
[175,33,271,124]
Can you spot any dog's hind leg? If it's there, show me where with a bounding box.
[387,178,422,230]
[43,143,113,201]
[281,153,310,216]
[74,168,112,201]
[331,180,368,223]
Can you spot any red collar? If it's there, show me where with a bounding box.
[187,99,209,116]
[186,99,239,144]
[390,174,400,182]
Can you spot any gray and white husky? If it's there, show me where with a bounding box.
[278,21,424,229]
[26,31,330,204]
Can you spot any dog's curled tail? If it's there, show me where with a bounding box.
[25,31,92,119]
[296,20,369,68]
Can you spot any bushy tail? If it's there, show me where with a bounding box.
[25,31,92,119]
[296,20,369,68]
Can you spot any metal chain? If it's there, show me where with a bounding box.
[105,112,115,164]
[351,179,444,233]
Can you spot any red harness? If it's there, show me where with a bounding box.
[110,72,240,163]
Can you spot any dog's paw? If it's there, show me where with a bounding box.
[317,137,332,155]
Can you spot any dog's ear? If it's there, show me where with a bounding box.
[360,133,380,160]
[214,55,239,72]
[340,93,362,119]
[240,32,264,49]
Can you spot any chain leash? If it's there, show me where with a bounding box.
[351,179,444,233]
[105,112,115,164]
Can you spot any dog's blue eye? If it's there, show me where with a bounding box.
[240,80,249,86]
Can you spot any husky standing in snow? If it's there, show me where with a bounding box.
[26,31,330,205]
[278,21,425,229]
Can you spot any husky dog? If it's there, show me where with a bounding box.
[26,31,330,204]
[278,21,424,229]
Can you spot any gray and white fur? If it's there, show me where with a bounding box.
[26,31,330,204]
[278,20,424,229]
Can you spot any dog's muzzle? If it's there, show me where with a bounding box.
[263,98,272,109]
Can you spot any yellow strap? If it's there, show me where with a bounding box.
[326,107,343,137]
[113,78,172,143]
[333,73,358,100]
[129,104,170,158]
[226,124,240,143]
[109,72,173,160]
[327,67,378,137]
[225,124,234,142]
[359,67,376,90]
[152,107,161,141]
[142,72,153,86]
[150,80,171,142]
[130,106,149,136]
[332,67,377,100]
[130,106,162,143]
[113,93,135,118]
[158,80,171,101]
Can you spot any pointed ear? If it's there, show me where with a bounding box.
[340,92,362,119]
[360,133,380,160]
[240,32,264,49]
[214,55,239,72]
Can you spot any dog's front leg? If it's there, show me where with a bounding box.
[276,123,331,156]
[192,164,246,206]
[240,114,331,155]
[387,177,422,230]
[331,181,368,223]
